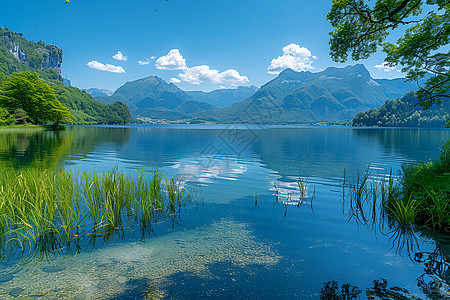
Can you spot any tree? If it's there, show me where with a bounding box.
[0,107,15,126]
[0,71,73,124]
[14,108,29,124]
[327,0,449,109]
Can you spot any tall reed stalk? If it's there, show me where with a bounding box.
[0,167,190,259]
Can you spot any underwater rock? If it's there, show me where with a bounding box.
[43,266,66,273]
[0,273,14,283]
[9,287,24,298]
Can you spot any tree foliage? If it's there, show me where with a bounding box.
[0,71,73,124]
[352,91,450,127]
[54,84,130,124]
[327,0,449,108]
[14,108,29,124]
[0,107,15,126]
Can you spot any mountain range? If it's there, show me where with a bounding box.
[196,64,417,124]
[96,64,417,124]
[186,86,259,108]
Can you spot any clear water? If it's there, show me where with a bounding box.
[0,125,449,299]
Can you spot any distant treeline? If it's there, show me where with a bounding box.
[352,92,450,128]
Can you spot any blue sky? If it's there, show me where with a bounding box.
[2,0,405,92]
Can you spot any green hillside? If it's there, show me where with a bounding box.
[54,84,130,124]
[0,27,130,125]
[352,92,450,128]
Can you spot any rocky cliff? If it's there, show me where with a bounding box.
[0,28,63,79]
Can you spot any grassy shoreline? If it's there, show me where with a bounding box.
[343,139,450,233]
[389,139,450,231]
[0,124,43,131]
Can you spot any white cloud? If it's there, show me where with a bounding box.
[170,77,181,84]
[113,51,128,61]
[157,49,249,85]
[155,49,187,70]
[138,59,151,66]
[138,56,157,65]
[87,61,125,73]
[267,43,315,74]
[374,62,399,72]
[178,65,249,85]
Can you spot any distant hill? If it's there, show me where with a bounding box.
[196,64,418,124]
[54,85,130,125]
[85,88,113,98]
[352,92,450,128]
[96,76,216,120]
[0,27,130,125]
[186,86,258,108]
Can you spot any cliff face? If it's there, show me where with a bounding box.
[39,45,63,76]
[10,42,27,62]
[0,28,63,79]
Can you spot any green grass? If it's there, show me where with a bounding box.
[343,139,450,231]
[0,167,190,259]
[395,139,450,231]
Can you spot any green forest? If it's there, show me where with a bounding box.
[352,92,450,128]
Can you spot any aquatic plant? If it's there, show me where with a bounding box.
[297,176,307,200]
[0,167,191,259]
[343,139,450,232]
[273,182,279,207]
[395,139,450,231]
[252,194,261,209]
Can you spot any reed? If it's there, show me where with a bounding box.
[297,176,307,200]
[343,139,450,232]
[395,139,450,231]
[252,194,261,209]
[273,182,279,207]
[388,195,421,227]
[0,167,191,258]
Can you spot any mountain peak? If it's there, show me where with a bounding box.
[138,75,166,83]
[279,68,297,77]
[323,64,371,79]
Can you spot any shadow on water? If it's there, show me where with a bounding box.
[108,278,153,300]
[319,228,450,299]
[156,261,304,299]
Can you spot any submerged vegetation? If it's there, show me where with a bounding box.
[0,167,189,260]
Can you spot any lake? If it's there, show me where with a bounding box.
[0,125,449,299]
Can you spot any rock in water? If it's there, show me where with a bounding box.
[9,287,24,298]
[0,273,14,283]
[43,266,66,273]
